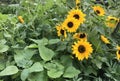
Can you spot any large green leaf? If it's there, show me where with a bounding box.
[14,49,35,68]
[21,69,29,81]
[28,71,48,81]
[45,62,64,78]
[0,66,18,76]
[29,62,44,73]
[38,45,55,61]
[21,62,44,81]
[63,66,80,78]
[0,44,9,53]
[47,69,63,78]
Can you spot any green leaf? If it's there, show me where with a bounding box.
[4,32,11,38]
[0,60,5,70]
[0,39,6,44]
[38,45,55,61]
[14,49,35,68]
[0,44,9,53]
[0,66,18,76]
[63,66,80,78]
[30,38,48,45]
[21,69,30,81]
[60,55,72,67]
[47,69,63,78]
[29,62,44,73]
[28,71,48,81]
[48,39,60,45]
[25,44,38,49]
[46,62,64,78]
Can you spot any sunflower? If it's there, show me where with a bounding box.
[73,32,87,41]
[63,17,80,33]
[56,24,67,38]
[72,40,93,60]
[92,5,105,16]
[100,35,110,44]
[105,16,119,28]
[18,16,24,23]
[67,9,86,24]
[116,46,120,60]
[75,0,80,8]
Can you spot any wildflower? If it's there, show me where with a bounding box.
[75,0,80,8]
[56,24,67,39]
[73,32,87,41]
[105,16,119,28]
[72,40,93,60]
[67,9,86,24]
[63,17,79,33]
[18,16,24,23]
[116,46,120,60]
[100,35,110,44]
[92,5,105,16]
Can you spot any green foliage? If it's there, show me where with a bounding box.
[0,0,120,81]
[0,66,18,76]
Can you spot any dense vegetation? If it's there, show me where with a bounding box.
[0,0,120,81]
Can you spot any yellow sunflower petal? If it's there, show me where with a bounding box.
[18,16,24,23]
[100,35,110,44]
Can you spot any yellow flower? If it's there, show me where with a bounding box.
[116,46,120,60]
[92,5,105,16]
[105,16,119,28]
[75,0,80,8]
[73,32,87,41]
[100,35,110,44]
[67,9,86,24]
[18,16,24,23]
[72,40,93,61]
[63,17,80,33]
[56,24,67,38]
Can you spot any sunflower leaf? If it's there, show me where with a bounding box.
[63,66,80,78]
[38,45,55,61]
[0,66,18,76]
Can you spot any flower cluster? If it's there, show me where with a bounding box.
[55,0,120,61]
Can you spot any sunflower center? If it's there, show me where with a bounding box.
[60,29,64,35]
[118,50,120,54]
[78,45,86,53]
[67,22,73,28]
[73,14,80,19]
[80,33,86,38]
[110,18,118,23]
[96,10,100,14]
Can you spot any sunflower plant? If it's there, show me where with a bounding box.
[0,0,120,81]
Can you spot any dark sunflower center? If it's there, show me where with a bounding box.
[80,33,86,38]
[60,29,64,35]
[110,19,114,21]
[78,45,86,53]
[96,10,100,14]
[67,22,73,28]
[110,18,118,23]
[73,14,80,19]
[118,50,120,54]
